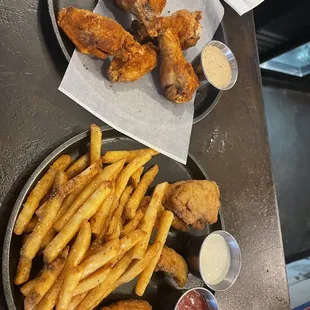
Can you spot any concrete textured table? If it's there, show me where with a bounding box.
[0,0,290,309]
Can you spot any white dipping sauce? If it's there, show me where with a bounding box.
[199,234,231,285]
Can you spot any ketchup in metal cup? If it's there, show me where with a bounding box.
[176,290,209,310]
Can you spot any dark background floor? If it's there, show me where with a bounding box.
[263,86,310,262]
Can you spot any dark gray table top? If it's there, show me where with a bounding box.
[0,0,290,309]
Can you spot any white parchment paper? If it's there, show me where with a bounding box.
[59,0,224,164]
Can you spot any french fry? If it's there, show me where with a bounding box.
[56,266,83,310]
[44,181,112,264]
[14,154,72,235]
[21,278,39,296]
[73,264,112,296]
[105,222,121,241]
[53,171,68,191]
[111,230,146,266]
[35,201,48,219]
[130,167,144,187]
[120,209,144,237]
[106,185,133,236]
[16,191,66,285]
[90,189,115,235]
[69,292,88,310]
[37,221,91,310]
[117,242,161,286]
[40,229,56,250]
[90,124,102,164]
[77,251,133,310]
[115,153,153,200]
[132,182,169,260]
[55,159,124,232]
[59,160,102,197]
[79,239,120,279]
[66,154,89,179]
[54,184,86,223]
[125,165,159,219]
[102,148,159,164]
[24,247,69,310]
[24,217,38,233]
[135,211,174,296]
[15,257,32,286]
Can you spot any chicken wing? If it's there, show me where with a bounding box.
[107,42,158,82]
[159,28,199,103]
[163,180,220,227]
[57,7,144,61]
[132,10,202,50]
[101,299,152,310]
[115,0,161,36]
[155,246,188,288]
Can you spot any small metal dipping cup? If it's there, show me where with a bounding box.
[186,231,241,292]
[174,287,219,310]
[192,41,238,90]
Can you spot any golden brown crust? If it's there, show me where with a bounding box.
[156,246,188,287]
[163,180,220,227]
[159,28,199,103]
[57,7,144,61]
[107,43,158,82]
[101,299,152,310]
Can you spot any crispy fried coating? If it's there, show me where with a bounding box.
[159,28,199,103]
[57,7,144,61]
[156,246,188,287]
[101,299,152,310]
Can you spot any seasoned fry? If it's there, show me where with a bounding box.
[24,247,69,310]
[66,154,89,179]
[37,221,91,310]
[90,189,115,235]
[21,278,39,296]
[55,184,86,223]
[53,171,68,191]
[73,264,112,296]
[44,181,112,264]
[120,209,144,237]
[90,124,102,164]
[133,182,169,259]
[77,251,133,310]
[24,217,38,233]
[35,201,49,219]
[57,266,83,310]
[136,210,174,296]
[15,257,32,286]
[107,185,133,236]
[115,153,153,200]
[40,229,56,250]
[55,159,124,232]
[79,239,120,279]
[117,242,161,286]
[125,165,159,219]
[106,222,121,240]
[69,292,88,310]
[130,167,144,187]
[16,191,67,285]
[59,159,102,197]
[112,230,146,265]
[102,148,159,164]
[14,154,72,235]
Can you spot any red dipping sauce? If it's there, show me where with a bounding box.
[176,290,209,310]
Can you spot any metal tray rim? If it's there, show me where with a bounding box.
[2,126,225,310]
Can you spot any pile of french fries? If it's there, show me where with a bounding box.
[14,124,175,310]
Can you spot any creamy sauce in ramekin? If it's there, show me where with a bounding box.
[202,45,232,89]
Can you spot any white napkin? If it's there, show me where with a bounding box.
[224,0,264,15]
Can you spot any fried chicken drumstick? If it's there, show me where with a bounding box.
[115,0,163,36]
[57,7,144,61]
[132,9,202,50]
[158,28,199,103]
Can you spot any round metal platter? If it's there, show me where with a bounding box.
[47,0,226,123]
[2,127,224,309]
